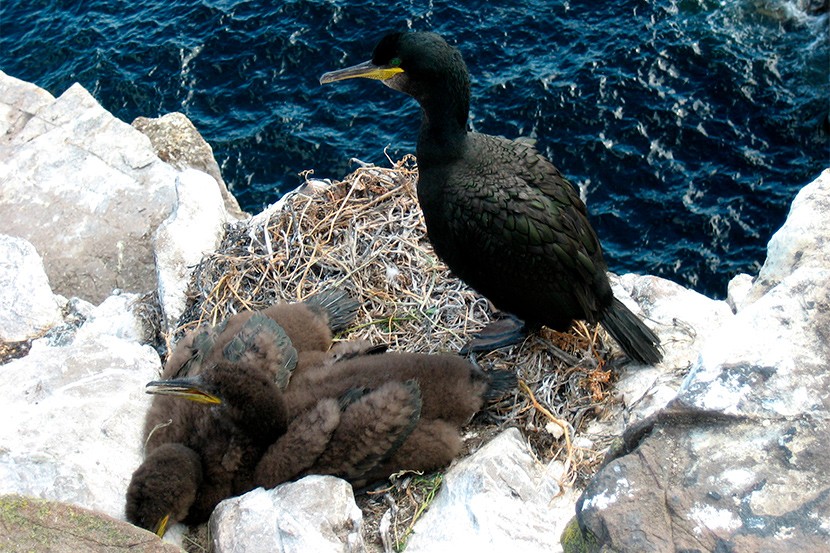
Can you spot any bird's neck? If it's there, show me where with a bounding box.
[218,371,288,442]
[415,83,469,165]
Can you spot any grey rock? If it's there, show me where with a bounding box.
[404,428,567,552]
[726,272,754,313]
[133,112,247,220]
[574,169,830,552]
[0,234,64,341]
[0,494,182,553]
[744,168,830,305]
[0,70,177,304]
[153,169,229,329]
[210,476,366,553]
[0,71,55,140]
[609,273,735,426]
[0,74,233,312]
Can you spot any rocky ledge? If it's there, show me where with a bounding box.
[1,71,828,552]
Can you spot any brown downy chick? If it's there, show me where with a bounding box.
[127,290,358,535]
[255,352,516,490]
[293,339,389,381]
[127,313,295,535]
[254,379,423,489]
[261,287,359,355]
[160,288,358,382]
[125,443,201,537]
[285,351,510,426]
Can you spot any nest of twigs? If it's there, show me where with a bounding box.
[174,155,623,552]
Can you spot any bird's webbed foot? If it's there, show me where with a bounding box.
[460,312,527,354]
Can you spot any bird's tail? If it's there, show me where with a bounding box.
[483,369,518,402]
[304,288,360,332]
[599,298,662,365]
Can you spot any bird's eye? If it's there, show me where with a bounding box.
[389,57,402,67]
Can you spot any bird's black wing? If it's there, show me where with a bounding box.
[441,133,610,320]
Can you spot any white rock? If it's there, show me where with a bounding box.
[73,293,151,344]
[575,169,830,552]
[726,272,753,312]
[610,273,734,423]
[745,168,830,304]
[687,169,830,417]
[210,476,365,553]
[405,428,564,552]
[0,71,55,139]
[154,169,228,329]
[0,293,160,520]
[132,112,247,221]
[0,234,64,341]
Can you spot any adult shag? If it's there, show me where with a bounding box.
[320,32,662,364]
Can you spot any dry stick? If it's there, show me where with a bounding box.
[325,174,361,243]
[518,379,575,486]
[144,419,173,454]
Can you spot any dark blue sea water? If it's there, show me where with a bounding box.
[1,1,828,298]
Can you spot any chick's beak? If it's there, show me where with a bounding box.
[145,377,221,405]
[319,59,403,85]
[154,513,171,537]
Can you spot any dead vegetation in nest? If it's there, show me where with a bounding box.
[0,340,31,365]
[174,155,624,551]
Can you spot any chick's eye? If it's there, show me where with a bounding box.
[389,57,402,67]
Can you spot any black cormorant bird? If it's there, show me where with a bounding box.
[126,290,358,535]
[320,32,662,364]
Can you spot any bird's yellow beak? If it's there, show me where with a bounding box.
[320,60,404,85]
[154,513,171,537]
[145,378,221,405]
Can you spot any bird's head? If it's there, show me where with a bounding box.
[145,363,289,441]
[125,443,202,538]
[319,31,468,102]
